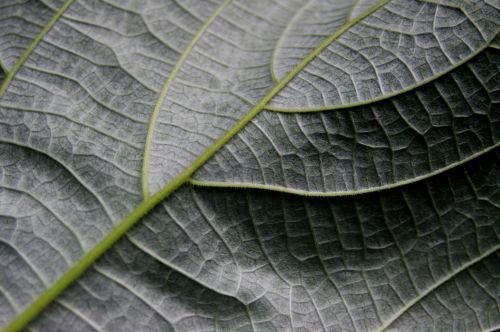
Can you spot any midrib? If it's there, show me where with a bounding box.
[3,0,392,331]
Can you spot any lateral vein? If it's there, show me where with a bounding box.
[0,0,76,97]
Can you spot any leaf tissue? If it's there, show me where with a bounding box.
[0,0,499,331]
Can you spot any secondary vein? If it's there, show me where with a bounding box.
[141,0,234,198]
[189,142,500,196]
[265,31,500,113]
[376,245,500,332]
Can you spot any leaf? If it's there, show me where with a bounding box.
[0,1,498,331]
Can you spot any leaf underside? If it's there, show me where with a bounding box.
[0,0,498,332]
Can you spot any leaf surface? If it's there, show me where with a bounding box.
[0,0,498,331]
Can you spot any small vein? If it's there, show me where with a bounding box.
[0,139,116,224]
[303,203,357,330]
[1,185,85,257]
[93,265,174,329]
[125,234,242,301]
[0,239,49,288]
[55,300,102,332]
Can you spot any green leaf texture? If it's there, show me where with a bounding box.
[0,0,498,331]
